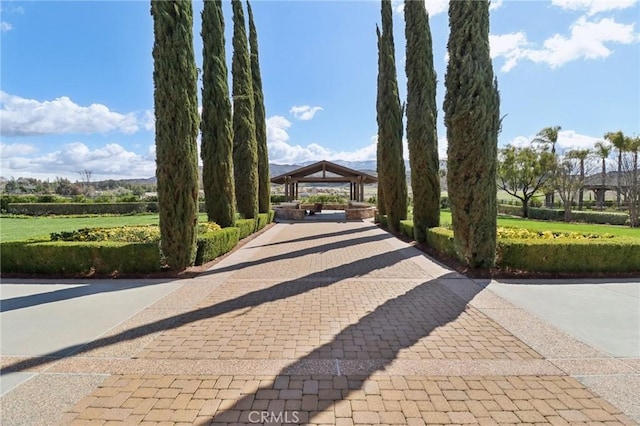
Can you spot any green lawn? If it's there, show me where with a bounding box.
[438,210,639,239]
[2,211,638,242]
[0,214,209,242]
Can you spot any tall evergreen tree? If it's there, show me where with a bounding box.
[151,0,200,270]
[404,0,440,241]
[247,1,270,214]
[376,32,386,217]
[231,0,258,219]
[443,0,500,268]
[201,0,236,227]
[376,0,407,232]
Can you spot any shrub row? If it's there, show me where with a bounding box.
[424,227,640,273]
[1,212,276,276]
[399,220,414,240]
[1,240,163,275]
[498,204,629,225]
[195,227,240,266]
[6,202,211,216]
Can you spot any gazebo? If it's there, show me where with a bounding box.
[270,160,378,202]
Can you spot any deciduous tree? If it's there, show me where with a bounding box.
[497,145,553,218]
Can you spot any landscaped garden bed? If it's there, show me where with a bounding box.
[379,212,640,276]
[0,211,274,277]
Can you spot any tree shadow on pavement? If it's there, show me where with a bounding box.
[206,271,483,424]
[0,237,443,376]
[251,223,379,248]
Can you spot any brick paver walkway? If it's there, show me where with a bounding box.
[1,221,637,425]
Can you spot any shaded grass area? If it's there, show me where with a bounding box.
[0,213,209,242]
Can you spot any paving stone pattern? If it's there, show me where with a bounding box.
[2,221,637,425]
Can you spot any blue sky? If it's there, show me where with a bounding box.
[1,0,639,181]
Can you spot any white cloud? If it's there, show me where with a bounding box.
[289,105,323,121]
[1,142,156,180]
[506,130,603,152]
[1,21,12,32]
[489,0,504,11]
[143,110,155,132]
[266,115,377,164]
[424,0,448,16]
[491,17,639,71]
[0,142,37,157]
[489,32,530,72]
[0,92,140,136]
[412,0,501,17]
[551,0,639,15]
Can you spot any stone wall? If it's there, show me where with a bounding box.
[345,207,376,220]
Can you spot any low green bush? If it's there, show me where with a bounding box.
[195,227,239,265]
[236,218,257,240]
[497,204,524,216]
[303,194,348,204]
[425,227,458,259]
[497,204,629,225]
[256,213,270,232]
[399,220,414,239]
[270,194,286,203]
[569,210,629,225]
[498,238,640,273]
[6,201,208,216]
[1,240,162,275]
[7,202,154,216]
[425,227,640,273]
[375,213,388,228]
[268,210,275,223]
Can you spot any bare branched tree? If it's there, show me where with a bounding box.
[78,169,93,196]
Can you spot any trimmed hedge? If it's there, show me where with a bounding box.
[425,227,640,273]
[256,213,269,232]
[425,227,458,259]
[1,209,275,276]
[195,227,240,265]
[498,204,629,225]
[7,202,154,216]
[6,202,210,216]
[375,213,388,228]
[236,219,257,240]
[498,238,640,273]
[399,220,414,239]
[0,240,162,275]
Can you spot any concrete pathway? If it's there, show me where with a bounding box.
[1,220,638,425]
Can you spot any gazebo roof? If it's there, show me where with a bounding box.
[270,160,378,184]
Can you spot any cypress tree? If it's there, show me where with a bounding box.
[232,0,258,219]
[405,0,440,241]
[376,0,407,232]
[151,0,200,270]
[376,28,386,217]
[247,1,270,214]
[443,0,500,268]
[201,0,236,228]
